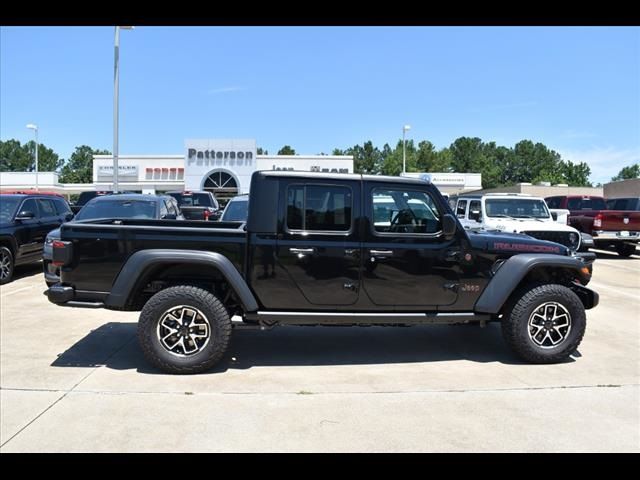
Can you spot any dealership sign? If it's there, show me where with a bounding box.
[185,139,256,170]
[97,165,138,178]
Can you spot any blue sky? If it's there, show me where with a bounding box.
[1,26,638,184]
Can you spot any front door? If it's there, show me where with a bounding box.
[15,198,42,257]
[274,181,361,308]
[363,183,459,309]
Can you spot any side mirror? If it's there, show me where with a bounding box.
[551,211,558,221]
[16,210,35,220]
[162,213,177,220]
[442,213,457,239]
[469,210,482,222]
[64,213,74,222]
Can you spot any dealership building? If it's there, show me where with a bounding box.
[1,139,487,200]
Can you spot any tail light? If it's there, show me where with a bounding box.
[593,213,603,228]
[203,209,211,220]
[52,240,73,267]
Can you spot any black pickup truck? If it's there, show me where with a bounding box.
[48,171,598,373]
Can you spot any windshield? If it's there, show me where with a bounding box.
[222,199,248,221]
[485,198,550,219]
[169,193,213,207]
[75,199,157,220]
[0,197,22,223]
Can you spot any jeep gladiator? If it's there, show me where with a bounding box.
[48,171,599,373]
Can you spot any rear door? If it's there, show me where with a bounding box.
[272,179,361,307]
[37,198,63,245]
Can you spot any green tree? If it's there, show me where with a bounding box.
[59,146,111,184]
[415,140,451,172]
[0,139,31,171]
[277,145,296,155]
[0,139,63,172]
[611,163,640,181]
[562,160,591,187]
[348,141,383,174]
[256,147,268,155]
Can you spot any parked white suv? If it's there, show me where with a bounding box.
[454,193,583,252]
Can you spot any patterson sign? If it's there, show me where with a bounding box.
[185,139,256,169]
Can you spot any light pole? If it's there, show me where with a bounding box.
[402,124,411,174]
[26,124,38,191]
[113,26,134,192]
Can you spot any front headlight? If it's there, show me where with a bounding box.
[569,232,580,250]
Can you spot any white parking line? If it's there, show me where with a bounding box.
[0,285,35,297]
[588,281,640,301]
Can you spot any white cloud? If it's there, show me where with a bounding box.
[557,146,640,184]
[207,86,244,95]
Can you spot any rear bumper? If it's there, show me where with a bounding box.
[593,231,640,241]
[47,284,74,304]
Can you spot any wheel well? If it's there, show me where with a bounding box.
[0,239,15,256]
[126,263,242,314]
[500,266,584,315]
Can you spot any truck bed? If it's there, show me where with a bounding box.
[58,219,247,293]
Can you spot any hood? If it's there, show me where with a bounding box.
[467,230,570,256]
[482,217,575,233]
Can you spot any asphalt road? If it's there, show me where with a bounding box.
[1,249,638,452]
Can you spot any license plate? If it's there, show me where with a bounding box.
[619,231,629,237]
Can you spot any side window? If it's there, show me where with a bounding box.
[166,199,177,216]
[456,200,467,218]
[372,188,441,234]
[286,185,352,232]
[160,201,169,218]
[546,197,558,209]
[37,199,56,218]
[468,200,481,220]
[20,198,39,219]
[53,199,71,215]
[567,198,581,210]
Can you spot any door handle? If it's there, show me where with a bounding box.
[344,248,359,257]
[369,249,394,258]
[289,247,315,255]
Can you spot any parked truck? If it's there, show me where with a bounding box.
[545,195,640,257]
[47,171,599,373]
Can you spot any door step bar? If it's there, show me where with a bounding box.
[244,311,491,326]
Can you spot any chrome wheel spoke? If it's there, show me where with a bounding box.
[157,305,212,357]
[528,301,572,349]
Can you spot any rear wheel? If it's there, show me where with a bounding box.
[138,285,232,374]
[502,283,586,364]
[0,247,14,285]
[615,243,637,257]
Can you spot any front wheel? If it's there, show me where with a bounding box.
[502,284,586,364]
[615,243,637,257]
[138,285,232,374]
[0,247,14,285]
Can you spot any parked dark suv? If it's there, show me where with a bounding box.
[167,191,221,221]
[0,193,73,284]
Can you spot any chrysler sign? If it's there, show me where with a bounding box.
[97,165,138,178]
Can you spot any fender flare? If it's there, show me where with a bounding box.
[474,254,591,314]
[105,249,259,312]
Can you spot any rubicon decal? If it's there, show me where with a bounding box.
[492,242,561,253]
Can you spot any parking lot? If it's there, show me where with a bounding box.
[0,249,638,452]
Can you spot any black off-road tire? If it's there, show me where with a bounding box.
[615,243,637,258]
[0,246,14,285]
[138,285,232,374]
[502,283,586,364]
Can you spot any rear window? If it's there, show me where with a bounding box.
[222,199,249,222]
[607,198,639,211]
[169,193,215,208]
[286,185,352,232]
[568,197,606,210]
[75,199,157,220]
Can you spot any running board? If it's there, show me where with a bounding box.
[244,311,490,326]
